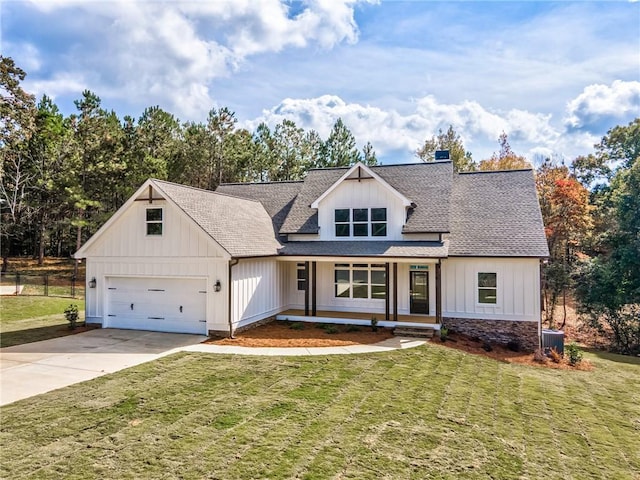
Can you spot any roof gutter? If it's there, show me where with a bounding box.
[228,258,239,338]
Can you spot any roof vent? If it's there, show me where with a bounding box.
[435,150,450,160]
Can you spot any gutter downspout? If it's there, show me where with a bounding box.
[228,258,239,338]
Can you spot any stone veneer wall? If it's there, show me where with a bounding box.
[444,317,540,352]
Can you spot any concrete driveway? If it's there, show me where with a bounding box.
[0,329,208,406]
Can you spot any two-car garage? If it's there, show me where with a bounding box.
[105,277,208,335]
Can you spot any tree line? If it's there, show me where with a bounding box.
[2,56,638,354]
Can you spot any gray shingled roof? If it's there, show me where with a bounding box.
[209,163,549,258]
[152,180,281,258]
[448,170,549,257]
[279,241,449,258]
[216,181,302,235]
[279,162,453,234]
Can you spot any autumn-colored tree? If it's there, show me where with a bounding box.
[536,159,591,327]
[478,132,532,171]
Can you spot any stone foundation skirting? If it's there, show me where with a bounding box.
[443,317,539,352]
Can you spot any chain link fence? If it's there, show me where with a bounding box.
[0,272,85,298]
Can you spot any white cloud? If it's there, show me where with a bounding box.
[20,0,368,118]
[3,42,42,73]
[26,72,89,100]
[249,94,563,161]
[564,80,640,130]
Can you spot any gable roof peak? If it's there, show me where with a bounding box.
[310,162,413,209]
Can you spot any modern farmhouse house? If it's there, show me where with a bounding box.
[74,160,549,350]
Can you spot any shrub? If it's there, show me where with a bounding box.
[566,342,584,366]
[533,348,547,363]
[549,347,562,363]
[346,325,361,333]
[439,326,449,342]
[289,322,305,330]
[64,304,79,330]
[324,325,339,334]
[506,339,521,352]
[371,317,378,332]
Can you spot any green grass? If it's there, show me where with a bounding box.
[0,296,86,348]
[1,345,639,479]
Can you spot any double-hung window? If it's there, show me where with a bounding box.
[335,209,350,237]
[478,272,497,304]
[296,263,307,291]
[334,264,386,300]
[334,208,387,237]
[146,208,163,236]
[353,209,368,236]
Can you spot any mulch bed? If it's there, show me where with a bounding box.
[206,320,393,347]
[430,332,593,371]
[206,320,593,370]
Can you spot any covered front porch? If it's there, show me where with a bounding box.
[276,308,440,330]
[277,251,445,329]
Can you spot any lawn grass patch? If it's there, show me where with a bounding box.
[0,296,86,347]
[1,345,638,479]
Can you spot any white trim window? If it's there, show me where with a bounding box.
[334,263,386,299]
[478,272,497,304]
[146,207,163,236]
[334,208,387,238]
[296,263,307,291]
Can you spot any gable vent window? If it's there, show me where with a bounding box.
[146,208,163,236]
[334,208,387,238]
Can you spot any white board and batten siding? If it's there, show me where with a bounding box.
[286,261,438,317]
[231,258,289,330]
[82,198,230,334]
[442,257,540,321]
[316,178,406,241]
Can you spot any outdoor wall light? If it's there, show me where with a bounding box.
[89,277,97,289]
[214,280,222,292]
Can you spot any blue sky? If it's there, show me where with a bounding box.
[3,0,639,164]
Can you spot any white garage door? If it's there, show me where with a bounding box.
[106,277,207,334]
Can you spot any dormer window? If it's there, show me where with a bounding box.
[335,209,350,237]
[353,209,368,236]
[334,208,387,238]
[146,208,163,236]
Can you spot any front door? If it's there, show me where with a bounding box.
[410,271,429,314]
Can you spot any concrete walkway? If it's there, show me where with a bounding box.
[183,336,426,356]
[1,329,425,406]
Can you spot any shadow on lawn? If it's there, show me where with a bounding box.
[0,323,95,348]
[584,348,640,365]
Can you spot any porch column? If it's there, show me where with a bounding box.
[384,263,390,321]
[435,261,442,324]
[304,261,310,316]
[311,261,317,316]
[393,262,398,322]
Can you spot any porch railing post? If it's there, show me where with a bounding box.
[384,263,390,321]
[311,261,317,316]
[435,261,442,324]
[304,261,310,316]
[393,263,398,322]
[44,274,49,297]
[16,272,20,296]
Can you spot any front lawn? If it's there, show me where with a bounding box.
[0,296,85,348]
[1,343,638,478]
